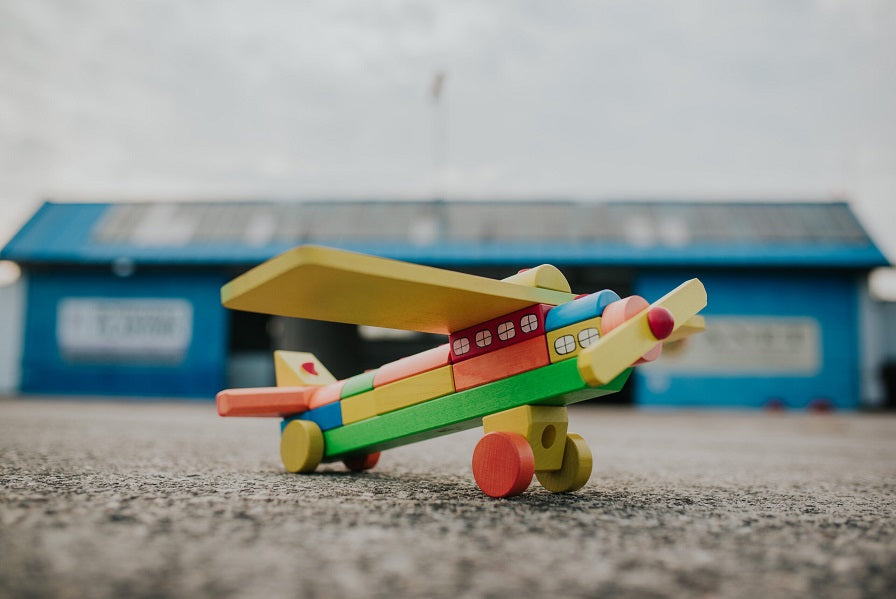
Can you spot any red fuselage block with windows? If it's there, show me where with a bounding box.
[448,304,552,363]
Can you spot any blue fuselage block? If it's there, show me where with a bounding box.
[298,401,343,431]
[545,289,620,332]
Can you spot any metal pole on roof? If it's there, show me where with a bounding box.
[430,70,447,201]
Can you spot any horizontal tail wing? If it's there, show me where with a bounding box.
[217,386,316,417]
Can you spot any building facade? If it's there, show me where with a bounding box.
[1,200,889,408]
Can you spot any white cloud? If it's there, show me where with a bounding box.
[0,0,894,257]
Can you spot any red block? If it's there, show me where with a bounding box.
[448,304,551,363]
[373,344,452,387]
[216,386,314,417]
[451,336,550,392]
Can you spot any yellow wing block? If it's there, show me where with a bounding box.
[664,315,706,343]
[340,393,378,425]
[501,264,571,293]
[373,365,455,415]
[576,279,707,386]
[221,245,576,334]
[340,365,455,425]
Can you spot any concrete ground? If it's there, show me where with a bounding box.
[0,398,894,599]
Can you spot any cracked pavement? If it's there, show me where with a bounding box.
[1,399,894,598]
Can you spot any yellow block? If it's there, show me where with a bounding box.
[221,245,575,334]
[280,420,324,473]
[373,365,456,415]
[482,405,569,471]
[340,393,378,425]
[577,278,707,386]
[501,264,571,293]
[545,316,602,363]
[535,433,593,493]
[274,351,337,387]
[664,315,706,343]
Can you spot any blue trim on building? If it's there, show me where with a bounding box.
[2,203,108,263]
[4,238,890,269]
[2,202,889,269]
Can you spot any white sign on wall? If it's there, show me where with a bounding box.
[57,298,193,363]
[643,316,822,376]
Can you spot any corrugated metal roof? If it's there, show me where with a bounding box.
[1,200,889,268]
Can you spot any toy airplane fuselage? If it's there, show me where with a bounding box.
[216,245,707,497]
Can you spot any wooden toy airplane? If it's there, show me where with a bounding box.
[216,245,707,497]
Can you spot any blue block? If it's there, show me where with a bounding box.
[545,289,620,332]
[299,401,343,431]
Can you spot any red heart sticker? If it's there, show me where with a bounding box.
[301,361,318,376]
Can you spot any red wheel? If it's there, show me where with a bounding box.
[472,432,535,498]
[343,452,381,472]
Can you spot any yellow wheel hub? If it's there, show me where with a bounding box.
[280,420,325,473]
[535,433,592,493]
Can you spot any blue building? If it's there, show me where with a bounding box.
[1,200,889,408]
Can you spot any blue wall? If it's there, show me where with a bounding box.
[21,269,230,398]
[15,263,866,408]
[635,270,860,409]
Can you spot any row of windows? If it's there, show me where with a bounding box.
[452,317,599,358]
[453,313,541,356]
[553,328,600,355]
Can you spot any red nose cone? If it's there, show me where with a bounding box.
[301,361,318,376]
[647,307,675,340]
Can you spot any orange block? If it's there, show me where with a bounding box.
[217,386,314,417]
[308,380,346,409]
[451,336,549,392]
[374,344,452,387]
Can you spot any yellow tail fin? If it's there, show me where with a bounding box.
[274,351,337,387]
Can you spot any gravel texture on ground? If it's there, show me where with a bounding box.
[1,398,894,598]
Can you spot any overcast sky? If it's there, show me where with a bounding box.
[1,1,894,257]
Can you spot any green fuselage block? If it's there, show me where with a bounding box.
[322,359,630,460]
[340,370,377,399]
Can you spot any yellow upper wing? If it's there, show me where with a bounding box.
[221,245,577,334]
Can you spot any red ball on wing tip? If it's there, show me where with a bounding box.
[647,307,675,340]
